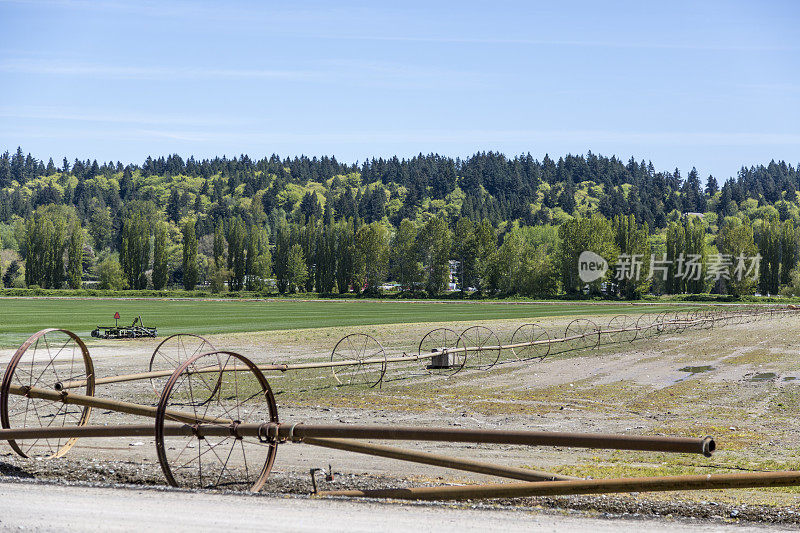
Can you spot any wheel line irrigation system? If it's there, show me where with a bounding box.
[1,304,799,500]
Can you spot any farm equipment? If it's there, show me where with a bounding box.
[3,306,800,499]
[91,314,157,339]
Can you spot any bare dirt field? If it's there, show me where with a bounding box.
[3,310,800,528]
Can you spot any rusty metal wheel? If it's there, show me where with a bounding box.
[655,312,670,332]
[654,312,670,335]
[418,327,464,375]
[682,310,695,330]
[680,310,692,330]
[690,309,708,330]
[685,310,698,330]
[606,315,637,344]
[564,319,600,351]
[0,329,95,458]
[149,334,216,395]
[155,350,278,492]
[663,311,682,333]
[458,326,501,369]
[635,314,656,339]
[702,308,716,329]
[509,324,551,361]
[330,333,387,388]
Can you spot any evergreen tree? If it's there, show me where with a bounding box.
[299,191,322,221]
[11,147,24,183]
[0,151,11,188]
[3,260,20,288]
[166,189,181,223]
[705,175,719,196]
[558,180,577,214]
[120,167,134,200]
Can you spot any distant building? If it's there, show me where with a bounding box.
[448,260,459,291]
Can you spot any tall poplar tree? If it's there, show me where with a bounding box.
[66,222,83,289]
[120,207,152,290]
[391,219,421,291]
[182,218,198,291]
[152,222,169,290]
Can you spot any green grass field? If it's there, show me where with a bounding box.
[0,298,688,347]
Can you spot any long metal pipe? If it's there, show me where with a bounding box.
[52,308,793,390]
[54,352,447,390]
[0,419,714,455]
[52,326,636,390]
[317,471,800,500]
[7,384,230,425]
[0,423,181,439]
[251,424,715,455]
[302,437,577,482]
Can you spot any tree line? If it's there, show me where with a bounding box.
[9,203,800,298]
[2,146,800,298]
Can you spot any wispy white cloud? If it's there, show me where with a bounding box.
[739,83,800,93]
[314,34,799,53]
[0,59,321,81]
[4,0,793,52]
[0,0,211,18]
[0,106,256,127]
[181,129,800,147]
[0,58,480,90]
[7,126,797,148]
[0,0,361,27]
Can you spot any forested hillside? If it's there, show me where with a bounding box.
[1,147,799,298]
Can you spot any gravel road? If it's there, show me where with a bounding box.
[0,479,790,533]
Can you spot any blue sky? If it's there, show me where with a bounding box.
[1,0,798,179]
